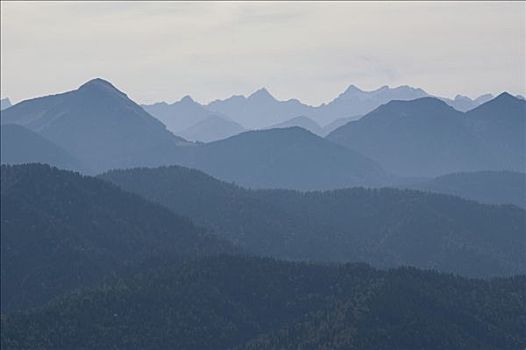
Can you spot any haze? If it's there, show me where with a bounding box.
[1,1,525,104]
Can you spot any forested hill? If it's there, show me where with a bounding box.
[100,165,526,278]
[2,255,525,350]
[0,164,235,312]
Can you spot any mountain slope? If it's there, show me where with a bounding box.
[172,127,389,190]
[321,115,359,135]
[464,92,526,172]
[267,116,323,136]
[0,164,234,312]
[0,79,187,173]
[178,115,245,142]
[2,255,525,350]
[327,97,489,177]
[101,165,526,277]
[1,124,83,170]
[407,171,526,208]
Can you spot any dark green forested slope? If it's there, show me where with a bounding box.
[2,256,525,350]
[0,164,234,312]
[100,166,526,277]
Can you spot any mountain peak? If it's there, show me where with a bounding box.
[78,78,126,98]
[79,78,115,89]
[495,92,516,101]
[343,84,364,94]
[249,88,274,100]
[180,95,196,104]
[473,92,524,110]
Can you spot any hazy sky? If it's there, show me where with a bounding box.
[1,1,525,105]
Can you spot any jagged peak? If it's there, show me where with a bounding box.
[248,88,275,100]
[180,95,196,104]
[342,84,364,94]
[495,92,516,100]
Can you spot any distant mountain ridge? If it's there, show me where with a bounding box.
[2,79,522,183]
[145,84,497,135]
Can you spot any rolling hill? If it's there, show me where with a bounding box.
[101,165,526,277]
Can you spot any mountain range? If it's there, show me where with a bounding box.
[1,75,525,349]
[328,93,526,177]
[0,79,389,188]
[2,78,524,188]
[144,85,502,137]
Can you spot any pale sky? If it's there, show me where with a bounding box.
[1,1,525,105]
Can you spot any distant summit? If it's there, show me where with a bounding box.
[248,87,275,101]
